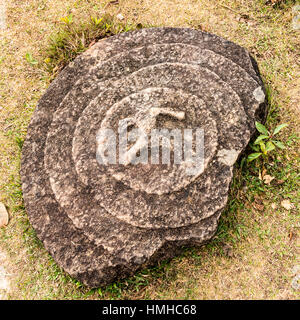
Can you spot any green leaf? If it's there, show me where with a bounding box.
[25,53,38,65]
[254,135,269,144]
[91,16,103,26]
[240,157,246,169]
[98,288,103,297]
[259,141,266,154]
[273,123,288,135]
[251,143,260,152]
[272,140,285,149]
[15,136,24,150]
[265,141,275,152]
[60,14,73,24]
[255,122,269,135]
[248,153,262,162]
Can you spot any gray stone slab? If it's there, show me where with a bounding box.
[21,28,266,287]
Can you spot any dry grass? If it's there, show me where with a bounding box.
[0,0,299,300]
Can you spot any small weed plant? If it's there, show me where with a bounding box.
[248,121,288,163]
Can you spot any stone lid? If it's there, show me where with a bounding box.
[21,28,266,287]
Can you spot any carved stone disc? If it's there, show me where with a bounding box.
[21,28,266,287]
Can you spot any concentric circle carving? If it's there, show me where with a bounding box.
[21,28,266,287]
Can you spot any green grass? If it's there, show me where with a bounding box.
[44,13,143,76]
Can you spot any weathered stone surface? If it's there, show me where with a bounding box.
[21,28,266,287]
[0,203,9,228]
